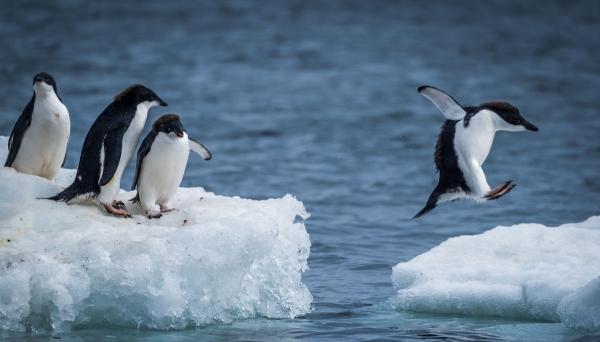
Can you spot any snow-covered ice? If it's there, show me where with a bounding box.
[557,276,600,330]
[0,137,312,332]
[391,217,600,330]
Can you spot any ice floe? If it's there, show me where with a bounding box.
[0,137,312,332]
[392,216,600,330]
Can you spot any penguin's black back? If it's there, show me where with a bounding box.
[47,100,136,201]
[434,120,470,192]
[5,95,35,167]
[79,101,136,185]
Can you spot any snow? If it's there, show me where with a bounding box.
[391,217,600,330]
[0,137,312,332]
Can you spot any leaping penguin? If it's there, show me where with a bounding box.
[4,72,70,180]
[131,114,211,219]
[414,85,539,218]
[47,84,167,217]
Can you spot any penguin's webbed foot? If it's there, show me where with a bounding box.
[146,210,162,219]
[104,202,131,218]
[159,204,176,213]
[485,181,516,200]
[113,200,126,210]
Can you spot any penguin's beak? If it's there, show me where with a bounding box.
[522,120,539,132]
[157,98,168,107]
[173,124,185,138]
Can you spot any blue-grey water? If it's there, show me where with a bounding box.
[1,1,599,341]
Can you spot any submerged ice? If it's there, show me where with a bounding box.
[0,137,312,332]
[391,216,600,330]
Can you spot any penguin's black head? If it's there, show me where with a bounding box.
[33,72,56,86]
[153,114,185,138]
[32,72,58,94]
[115,84,168,108]
[482,101,539,132]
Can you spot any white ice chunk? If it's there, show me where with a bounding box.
[391,217,600,330]
[0,137,312,332]
[558,276,600,330]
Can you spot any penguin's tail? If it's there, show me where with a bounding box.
[413,189,440,219]
[44,184,81,202]
[413,202,437,219]
[42,177,96,202]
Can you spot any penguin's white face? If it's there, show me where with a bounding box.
[166,131,187,140]
[32,72,58,97]
[33,80,55,95]
[502,122,527,132]
[488,110,539,132]
[136,100,162,114]
[147,100,162,108]
[480,102,538,133]
[491,113,527,132]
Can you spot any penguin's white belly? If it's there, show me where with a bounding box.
[456,134,489,167]
[454,115,495,166]
[138,134,189,210]
[454,112,496,196]
[12,98,70,180]
[97,108,148,204]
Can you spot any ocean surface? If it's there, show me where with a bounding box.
[1,1,599,341]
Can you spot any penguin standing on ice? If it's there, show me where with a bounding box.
[131,114,211,219]
[5,72,70,180]
[414,86,539,218]
[47,84,167,217]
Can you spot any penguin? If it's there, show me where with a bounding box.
[130,114,211,219]
[4,72,70,180]
[47,84,167,217]
[414,85,539,218]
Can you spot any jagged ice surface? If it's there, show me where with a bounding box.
[0,137,312,332]
[391,216,600,330]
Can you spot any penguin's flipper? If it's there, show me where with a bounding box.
[99,124,128,186]
[131,131,157,190]
[5,96,35,167]
[418,86,466,120]
[485,181,516,200]
[189,137,212,160]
